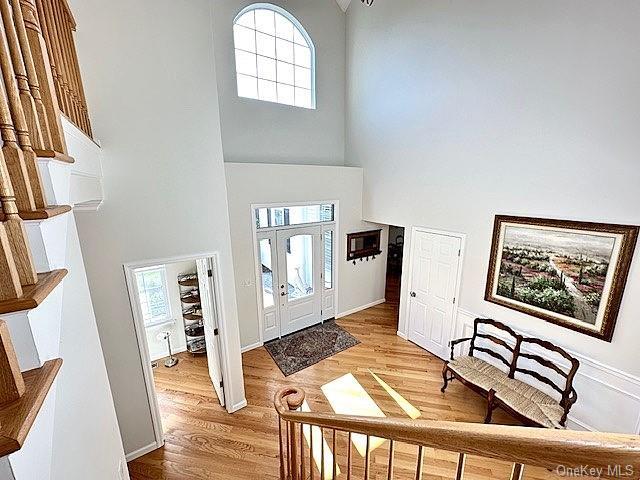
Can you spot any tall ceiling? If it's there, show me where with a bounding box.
[335,0,352,13]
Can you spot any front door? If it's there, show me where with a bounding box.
[407,230,461,359]
[276,226,323,336]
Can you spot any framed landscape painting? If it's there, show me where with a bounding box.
[485,215,638,341]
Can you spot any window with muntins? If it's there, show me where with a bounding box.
[135,266,172,326]
[233,3,315,109]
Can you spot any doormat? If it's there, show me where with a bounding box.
[264,321,360,377]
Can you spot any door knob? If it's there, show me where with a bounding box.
[410,291,417,298]
[281,292,288,296]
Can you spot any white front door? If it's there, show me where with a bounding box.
[196,258,225,406]
[407,230,461,359]
[276,226,323,336]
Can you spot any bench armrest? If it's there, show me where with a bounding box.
[559,387,578,427]
[449,337,472,360]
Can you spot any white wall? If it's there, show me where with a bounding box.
[225,163,387,348]
[213,0,346,165]
[70,0,246,456]
[346,0,640,430]
[141,260,196,361]
[50,215,128,480]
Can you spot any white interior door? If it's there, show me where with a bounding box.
[407,230,461,359]
[196,258,224,406]
[276,226,322,336]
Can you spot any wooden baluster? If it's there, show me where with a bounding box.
[510,463,525,480]
[364,435,370,480]
[0,222,22,300]
[286,421,292,480]
[0,16,45,210]
[0,0,43,150]
[415,446,424,480]
[299,423,305,480]
[320,427,325,480]
[331,429,336,480]
[66,20,90,137]
[0,319,25,403]
[23,0,66,154]
[0,60,35,213]
[50,0,74,119]
[309,424,314,480]
[279,417,285,480]
[346,432,351,480]
[0,147,36,286]
[455,453,466,480]
[39,0,69,116]
[11,0,52,149]
[51,0,78,125]
[387,440,395,480]
[60,13,82,132]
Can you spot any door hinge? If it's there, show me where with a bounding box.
[213,328,219,336]
[458,249,461,257]
[219,380,224,388]
[453,297,456,305]
[208,269,213,278]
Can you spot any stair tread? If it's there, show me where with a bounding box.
[34,149,75,164]
[0,270,68,314]
[19,205,72,221]
[0,359,63,457]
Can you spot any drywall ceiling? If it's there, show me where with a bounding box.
[335,0,351,12]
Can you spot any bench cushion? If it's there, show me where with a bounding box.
[448,356,564,428]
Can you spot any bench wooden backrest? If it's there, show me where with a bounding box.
[469,318,521,370]
[469,318,580,408]
[515,337,580,408]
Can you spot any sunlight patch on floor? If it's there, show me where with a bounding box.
[301,401,341,479]
[321,373,386,457]
[369,369,422,419]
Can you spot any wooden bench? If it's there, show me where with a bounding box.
[441,318,580,428]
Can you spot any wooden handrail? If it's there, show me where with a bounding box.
[275,387,640,480]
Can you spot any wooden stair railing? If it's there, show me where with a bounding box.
[275,387,640,480]
[36,0,91,140]
[0,0,81,303]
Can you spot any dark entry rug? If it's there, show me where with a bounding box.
[264,321,360,377]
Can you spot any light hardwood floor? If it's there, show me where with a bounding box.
[128,303,558,480]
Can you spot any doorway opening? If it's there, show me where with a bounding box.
[124,254,228,455]
[253,202,338,343]
[385,226,405,325]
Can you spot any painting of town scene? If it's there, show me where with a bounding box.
[486,216,639,341]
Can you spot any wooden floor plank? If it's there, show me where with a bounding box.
[129,303,559,480]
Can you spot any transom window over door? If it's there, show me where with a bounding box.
[233,3,316,109]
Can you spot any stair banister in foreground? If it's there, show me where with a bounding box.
[275,387,640,480]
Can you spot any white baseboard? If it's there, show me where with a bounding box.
[456,308,640,434]
[336,298,386,319]
[125,440,162,463]
[396,330,407,340]
[241,341,263,353]
[229,398,248,413]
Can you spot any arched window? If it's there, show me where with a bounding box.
[233,3,316,109]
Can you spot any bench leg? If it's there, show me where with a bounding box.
[441,363,450,393]
[484,389,496,424]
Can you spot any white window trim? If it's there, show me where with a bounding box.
[135,265,173,326]
[233,2,317,109]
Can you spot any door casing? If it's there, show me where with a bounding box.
[124,252,231,458]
